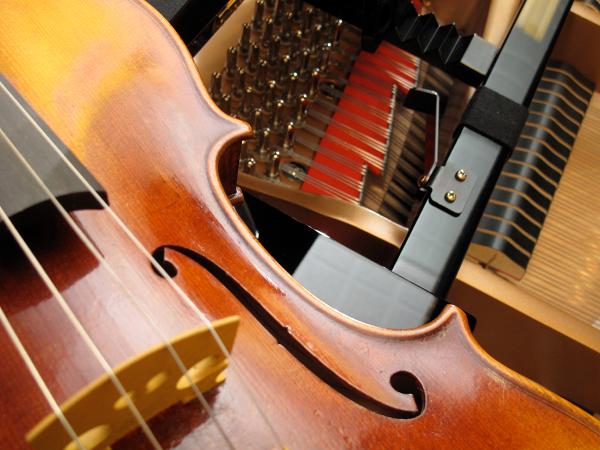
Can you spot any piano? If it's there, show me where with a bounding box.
[154,0,600,414]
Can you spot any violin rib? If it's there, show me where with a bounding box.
[0,0,598,448]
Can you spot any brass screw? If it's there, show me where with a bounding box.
[455,169,467,182]
[445,190,457,203]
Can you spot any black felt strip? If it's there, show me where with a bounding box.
[460,86,529,150]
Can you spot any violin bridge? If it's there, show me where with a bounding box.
[26,316,240,450]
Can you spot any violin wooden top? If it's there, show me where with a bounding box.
[0,0,599,448]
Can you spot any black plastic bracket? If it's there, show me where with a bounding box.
[428,163,478,216]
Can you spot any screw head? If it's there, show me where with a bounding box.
[445,190,457,203]
[455,169,467,182]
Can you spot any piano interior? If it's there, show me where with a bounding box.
[185,0,599,414]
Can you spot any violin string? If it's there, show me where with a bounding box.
[0,204,163,450]
[0,80,282,446]
[0,307,85,450]
[0,128,233,449]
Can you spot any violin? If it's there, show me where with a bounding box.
[1,0,599,448]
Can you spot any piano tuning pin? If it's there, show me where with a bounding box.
[240,139,249,160]
[265,80,278,109]
[309,24,323,52]
[247,44,260,74]
[271,99,286,132]
[278,55,292,84]
[240,86,255,119]
[299,50,311,77]
[239,23,252,57]
[291,0,303,22]
[281,12,293,43]
[331,19,344,45]
[265,0,276,12]
[302,6,314,34]
[252,108,263,132]
[295,93,309,124]
[282,122,296,155]
[252,0,264,31]
[290,30,304,58]
[268,36,281,67]
[286,72,299,105]
[308,67,320,99]
[210,72,222,100]
[273,0,284,27]
[254,60,268,92]
[232,68,246,99]
[243,157,257,175]
[226,46,238,79]
[319,42,333,71]
[262,18,274,48]
[267,151,282,178]
[257,128,270,158]
[220,94,231,114]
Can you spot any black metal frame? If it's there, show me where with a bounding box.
[309,0,574,299]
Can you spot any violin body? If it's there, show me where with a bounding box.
[1,0,599,448]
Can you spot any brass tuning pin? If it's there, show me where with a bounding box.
[232,68,246,99]
[286,72,300,106]
[267,36,281,67]
[280,12,293,43]
[262,18,274,49]
[295,93,309,124]
[219,94,231,114]
[273,0,284,27]
[267,151,282,178]
[240,139,249,161]
[254,60,268,93]
[299,50,312,78]
[302,6,314,35]
[282,122,296,155]
[291,0,303,23]
[252,108,264,132]
[265,0,276,12]
[243,157,257,175]
[256,128,271,160]
[225,46,238,79]
[265,80,278,110]
[239,23,252,57]
[210,72,222,101]
[247,44,260,74]
[308,67,320,99]
[278,55,292,84]
[252,0,264,31]
[271,99,286,133]
[240,86,255,119]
